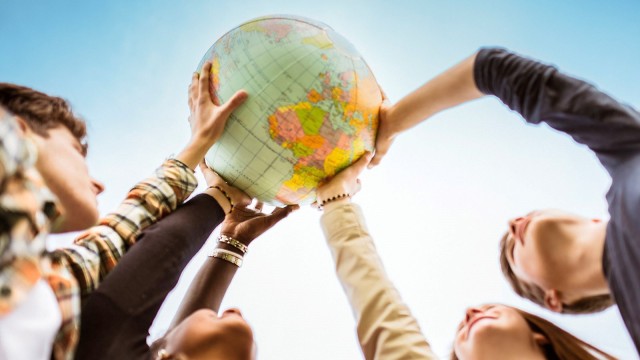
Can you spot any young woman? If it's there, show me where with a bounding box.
[316,153,615,360]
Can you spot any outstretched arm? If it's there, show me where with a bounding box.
[373,47,640,170]
[57,62,248,299]
[474,47,640,169]
[168,179,298,329]
[371,53,483,167]
[317,154,437,360]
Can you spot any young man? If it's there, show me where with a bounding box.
[370,48,640,353]
[0,64,248,359]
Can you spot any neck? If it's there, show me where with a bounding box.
[565,221,609,299]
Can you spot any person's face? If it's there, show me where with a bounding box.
[165,308,256,360]
[453,304,544,360]
[29,125,104,232]
[504,209,595,292]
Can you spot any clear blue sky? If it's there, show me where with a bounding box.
[2,1,639,358]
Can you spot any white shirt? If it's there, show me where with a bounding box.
[0,279,61,360]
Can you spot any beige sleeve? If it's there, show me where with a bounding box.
[320,203,438,360]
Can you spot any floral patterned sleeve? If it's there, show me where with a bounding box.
[0,110,54,315]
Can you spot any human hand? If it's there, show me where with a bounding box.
[176,62,248,170]
[369,91,395,168]
[316,152,372,209]
[199,162,251,210]
[220,202,299,246]
[189,62,248,146]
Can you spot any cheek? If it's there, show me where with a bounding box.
[513,243,546,285]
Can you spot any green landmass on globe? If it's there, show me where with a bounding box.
[198,15,382,206]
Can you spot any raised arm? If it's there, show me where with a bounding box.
[168,180,298,329]
[370,53,483,167]
[56,62,248,299]
[474,47,640,169]
[317,154,437,360]
[372,47,640,170]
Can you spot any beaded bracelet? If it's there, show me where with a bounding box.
[318,193,351,210]
[209,248,243,267]
[218,234,248,254]
[208,185,234,214]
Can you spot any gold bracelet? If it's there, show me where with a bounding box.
[209,248,243,267]
[217,234,248,254]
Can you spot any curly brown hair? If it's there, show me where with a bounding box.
[499,232,614,314]
[0,82,88,154]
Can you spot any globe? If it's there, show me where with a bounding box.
[198,15,382,206]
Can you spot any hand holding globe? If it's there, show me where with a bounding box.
[197,15,383,206]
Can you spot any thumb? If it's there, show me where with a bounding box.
[219,90,248,119]
[369,139,392,168]
[350,152,373,177]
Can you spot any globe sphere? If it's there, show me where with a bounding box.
[198,15,382,205]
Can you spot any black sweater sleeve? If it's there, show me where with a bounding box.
[75,194,224,360]
[473,47,640,171]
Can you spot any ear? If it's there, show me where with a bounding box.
[532,332,550,346]
[544,289,564,313]
[13,116,32,136]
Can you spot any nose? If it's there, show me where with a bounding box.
[91,179,105,195]
[464,307,482,323]
[223,308,244,317]
[508,217,523,236]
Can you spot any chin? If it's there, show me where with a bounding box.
[53,207,99,233]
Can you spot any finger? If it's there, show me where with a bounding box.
[380,88,389,102]
[198,160,208,171]
[254,201,264,212]
[349,152,373,177]
[260,205,297,229]
[355,178,362,193]
[199,161,215,176]
[198,62,212,105]
[218,90,248,119]
[189,71,199,102]
[369,139,392,168]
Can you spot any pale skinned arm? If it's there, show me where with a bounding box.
[370,52,483,167]
[174,62,248,170]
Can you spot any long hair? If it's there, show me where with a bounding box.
[450,306,616,360]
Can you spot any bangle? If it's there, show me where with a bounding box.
[208,185,234,214]
[209,248,243,267]
[318,193,350,210]
[218,234,248,254]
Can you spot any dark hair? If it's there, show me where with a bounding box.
[450,306,616,360]
[0,83,87,153]
[499,232,614,314]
